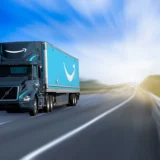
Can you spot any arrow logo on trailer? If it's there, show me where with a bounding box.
[63,63,75,82]
[5,48,27,53]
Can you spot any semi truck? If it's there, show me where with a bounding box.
[0,41,80,116]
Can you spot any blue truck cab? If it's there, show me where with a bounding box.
[0,41,80,116]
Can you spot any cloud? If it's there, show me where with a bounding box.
[6,0,160,84]
[16,0,60,11]
[66,0,160,84]
[67,0,111,18]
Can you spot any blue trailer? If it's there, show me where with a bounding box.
[45,43,79,93]
[0,41,80,116]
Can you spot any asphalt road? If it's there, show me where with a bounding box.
[0,85,159,160]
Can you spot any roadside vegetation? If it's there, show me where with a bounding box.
[140,75,160,97]
[80,79,107,91]
[80,79,127,92]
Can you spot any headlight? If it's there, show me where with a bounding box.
[23,95,31,101]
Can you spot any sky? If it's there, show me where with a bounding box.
[0,0,160,84]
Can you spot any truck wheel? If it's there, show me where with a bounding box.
[74,96,77,106]
[73,96,77,106]
[29,98,38,116]
[44,96,50,113]
[69,94,77,106]
[49,95,53,112]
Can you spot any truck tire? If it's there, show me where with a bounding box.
[69,94,77,106]
[29,98,38,116]
[49,95,53,112]
[73,95,77,106]
[44,96,50,113]
[74,96,77,105]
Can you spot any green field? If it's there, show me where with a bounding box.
[80,79,107,91]
[80,79,127,91]
[140,75,160,97]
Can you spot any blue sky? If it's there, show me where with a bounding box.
[1,0,160,84]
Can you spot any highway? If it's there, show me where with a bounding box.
[0,85,159,160]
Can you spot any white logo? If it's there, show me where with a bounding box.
[63,63,75,82]
[5,48,27,53]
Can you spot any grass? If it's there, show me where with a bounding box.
[80,79,107,91]
[80,79,128,91]
[140,75,160,97]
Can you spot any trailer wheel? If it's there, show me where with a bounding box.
[49,95,53,112]
[73,96,77,106]
[44,96,50,113]
[74,96,77,105]
[29,98,38,116]
[69,94,77,106]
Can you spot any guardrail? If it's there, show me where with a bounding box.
[141,88,160,141]
[141,88,160,105]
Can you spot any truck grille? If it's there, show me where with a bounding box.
[0,87,18,100]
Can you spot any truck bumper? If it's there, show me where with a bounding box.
[0,100,34,111]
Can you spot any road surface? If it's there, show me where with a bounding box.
[0,85,159,160]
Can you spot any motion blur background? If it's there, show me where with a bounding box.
[1,0,160,86]
[0,2,160,160]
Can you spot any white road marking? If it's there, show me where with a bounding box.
[61,107,72,111]
[80,101,92,106]
[21,89,136,160]
[0,120,11,125]
[30,113,45,118]
[80,100,98,107]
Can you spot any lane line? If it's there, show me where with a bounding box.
[0,120,11,126]
[80,101,92,106]
[21,89,136,160]
[30,113,45,119]
[61,107,72,111]
[80,100,99,107]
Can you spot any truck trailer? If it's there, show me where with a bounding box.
[0,41,80,116]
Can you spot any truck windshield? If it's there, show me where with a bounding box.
[0,65,32,77]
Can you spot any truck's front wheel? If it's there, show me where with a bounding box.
[29,98,38,116]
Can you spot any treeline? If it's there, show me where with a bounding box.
[80,79,107,91]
